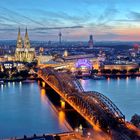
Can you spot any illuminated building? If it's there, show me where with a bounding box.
[75,59,92,74]
[0,55,15,62]
[133,44,139,52]
[103,64,139,71]
[0,56,8,62]
[93,61,100,70]
[0,61,27,71]
[15,28,35,62]
[37,55,53,65]
[46,54,98,71]
[63,50,68,57]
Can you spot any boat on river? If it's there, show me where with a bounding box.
[91,75,106,80]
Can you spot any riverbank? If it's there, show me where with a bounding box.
[0,77,39,83]
[76,73,140,80]
[98,73,140,78]
[10,131,86,140]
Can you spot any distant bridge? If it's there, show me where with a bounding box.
[37,67,140,140]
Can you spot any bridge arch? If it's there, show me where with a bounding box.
[38,68,126,131]
[47,74,64,92]
[86,91,125,121]
[83,91,125,128]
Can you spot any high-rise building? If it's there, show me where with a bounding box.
[88,35,94,48]
[59,32,62,45]
[15,28,35,62]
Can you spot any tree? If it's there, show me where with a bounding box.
[0,72,8,78]
[105,69,112,74]
[91,69,98,75]
[120,69,127,74]
[112,69,120,75]
[131,114,140,128]
[19,70,29,78]
[128,68,138,74]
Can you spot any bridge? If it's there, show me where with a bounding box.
[37,67,140,140]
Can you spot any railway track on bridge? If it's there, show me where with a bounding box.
[37,67,140,140]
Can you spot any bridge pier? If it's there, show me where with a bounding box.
[37,68,140,140]
[39,82,72,110]
[42,81,46,88]
[38,80,44,87]
[38,80,52,90]
[60,98,65,109]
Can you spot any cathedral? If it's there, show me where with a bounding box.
[15,28,35,62]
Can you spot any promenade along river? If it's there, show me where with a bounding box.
[0,78,140,138]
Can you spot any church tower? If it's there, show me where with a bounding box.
[24,28,30,48]
[88,35,94,48]
[16,28,23,48]
[15,27,35,62]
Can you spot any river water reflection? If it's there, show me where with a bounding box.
[1,78,140,138]
[0,81,69,139]
[80,77,140,121]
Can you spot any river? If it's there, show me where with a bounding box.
[80,77,140,121]
[0,81,70,139]
[0,78,140,138]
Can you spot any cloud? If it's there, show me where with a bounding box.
[0,7,45,27]
[114,19,139,22]
[0,15,23,26]
[128,11,140,21]
[82,0,115,6]
[87,6,119,34]
[96,33,122,38]
[0,7,90,30]
[98,7,119,24]
[34,26,84,30]
[94,32,140,41]
[0,2,139,41]
[21,8,92,27]
[114,11,140,23]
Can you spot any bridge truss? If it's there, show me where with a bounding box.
[38,67,125,130]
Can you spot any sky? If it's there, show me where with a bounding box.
[0,0,140,41]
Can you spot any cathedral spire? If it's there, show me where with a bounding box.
[17,27,23,48]
[24,27,30,48]
[18,27,20,37]
[25,27,29,39]
[15,27,35,62]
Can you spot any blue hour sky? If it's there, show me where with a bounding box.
[0,0,140,41]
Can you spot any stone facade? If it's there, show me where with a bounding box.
[15,28,35,62]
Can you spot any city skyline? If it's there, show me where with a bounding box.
[0,0,140,41]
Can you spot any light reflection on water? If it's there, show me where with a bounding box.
[1,84,3,92]
[0,82,69,139]
[80,78,140,121]
[8,82,10,88]
[59,111,66,126]
[40,88,72,131]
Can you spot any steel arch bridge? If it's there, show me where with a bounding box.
[37,67,140,139]
[38,67,125,130]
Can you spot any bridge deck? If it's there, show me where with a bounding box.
[37,67,140,140]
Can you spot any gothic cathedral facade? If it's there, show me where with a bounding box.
[15,28,35,62]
